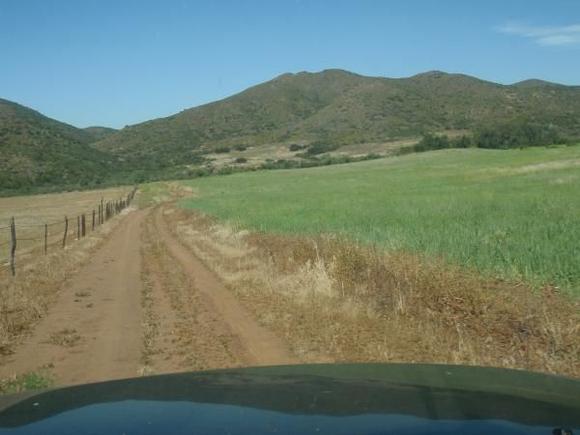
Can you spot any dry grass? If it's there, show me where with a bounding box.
[332,138,418,157]
[0,186,133,264]
[0,187,131,225]
[46,328,81,347]
[168,207,580,378]
[203,139,416,169]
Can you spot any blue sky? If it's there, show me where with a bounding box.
[1,0,579,129]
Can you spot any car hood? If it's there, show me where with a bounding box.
[0,363,578,434]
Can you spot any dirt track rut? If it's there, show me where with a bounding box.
[149,207,296,369]
[0,209,146,385]
[0,205,296,387]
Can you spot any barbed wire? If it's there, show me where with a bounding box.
[16,236,45,242]
[47,220,65,227]
[2,219,71,228]
[1,187,137,276]
[2,189,135,228]
[8,220,63,228]
[7,222,44,228]
[0,232,65,253]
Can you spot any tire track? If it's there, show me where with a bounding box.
[0,203,297,389]
[147,206,297,368]
[0,209,146,386]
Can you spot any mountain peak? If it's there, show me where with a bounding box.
[512,79,563,88]
[410,70,450,79]
[276,69,362,79]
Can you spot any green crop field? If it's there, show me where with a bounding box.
[180,146,580,295]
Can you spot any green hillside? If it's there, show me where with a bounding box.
[180,145,580,295]
[95,70,580,166]
[83,126,117,142]
[2,69,580,194]
[0,98,117,192]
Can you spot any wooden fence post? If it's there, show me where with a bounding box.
[81,214,86,237]
[9,217,16,276]
[63,216,68,248]
[44,223,48,255]
[77,216,80,240]
[92,209,95,231]
[100,198,104,224]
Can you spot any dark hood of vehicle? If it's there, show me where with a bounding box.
[0,363,578,434]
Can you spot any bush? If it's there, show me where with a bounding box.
[215,146,231,154]
[473,122,564,149]
[305,141,340,156]
[413,134,451,152]
[234,157,248,164]
[413,121,565,154]
[234,144,247,151]
[289,143,305,152]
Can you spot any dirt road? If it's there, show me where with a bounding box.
[0,205,296,387]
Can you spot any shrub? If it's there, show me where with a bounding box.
[289,144,305,152]
[413,133,451,152]
[215,146,231,154]
[234,157,248,164]
[305,141,340,156]
[473,122,564,149]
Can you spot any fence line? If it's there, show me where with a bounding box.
[1,187,138,277]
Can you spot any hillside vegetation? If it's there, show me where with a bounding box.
[83,126,117,142]
[3,69,580,193]
[95,70,580,167]
[181,145,580,296]
[0,98,118,192]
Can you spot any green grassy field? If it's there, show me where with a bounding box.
[180,146,580,295]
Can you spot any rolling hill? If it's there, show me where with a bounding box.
[2,69,580,193]
[93,69,580,166]
[0,98,118,192]
[83,126,117,142]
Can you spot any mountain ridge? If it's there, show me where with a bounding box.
[92,69,580,166]
[2,69,580,192]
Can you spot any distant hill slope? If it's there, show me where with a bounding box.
[3,69,580,194]
[83,126,117,142]
[94,69,580,165]
[0,98,116,191]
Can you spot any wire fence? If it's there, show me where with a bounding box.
[0,187,138,276]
